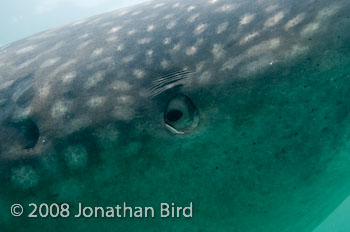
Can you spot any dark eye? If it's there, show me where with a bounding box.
[166,110,183,122]
[164,94,199,134]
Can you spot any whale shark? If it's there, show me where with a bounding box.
[0,0,350,231]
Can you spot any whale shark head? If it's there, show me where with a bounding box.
[1,0,350,231]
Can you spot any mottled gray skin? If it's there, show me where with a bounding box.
[1,0,350,231]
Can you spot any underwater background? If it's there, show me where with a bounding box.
[0,0,349,231]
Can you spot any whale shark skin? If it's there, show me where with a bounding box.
[0,0,350,231]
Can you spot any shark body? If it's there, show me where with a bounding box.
[1,0,350,231]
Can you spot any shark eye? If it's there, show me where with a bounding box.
[166,110,183,122]
[164,94,199,134]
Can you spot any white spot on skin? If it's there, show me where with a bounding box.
[212,44,225,61]
[86,17,103,25]
[264,11,285,28]
[22,106,34,118]
[66,117,92,134]
[216,22,229,34]
[172,43,181,52]
[240,13,255,25]
[301,22,320,37]
[246,38,281,56]
[164,14,174,19]
[118,10,129,16]
[0,80,15,91]
[92,48,104,57]
[163,37,171,45]
[99,57,113,65]
[11,166,39,189]
[187,13,200,23]
[146,50,153,57]
[209,0,220,4]
[154,3,165,8]
[79,33,89,39]
[216,4,238,12]
[186,46,197,56]
[161,59,169,69]
[77,40,91,50]
[117,44,124,51]
[138,38,152,44]
[111,80,132,91]
[284,13,306,30]
[187,6,196,12]
[133,69,145,79]
[101,22,112,28]
[64,145,88,169]
[128,29,137,35]
[132,10,142,16]
[186,39,203,55]
[316,4,341,21]
[113,106,134,121]
[85,72,104,89]
[71,19,87,26]
[286,44,309,58]
[62,72,77,84]
[122,55,134,63]
[51,100,71,118]
[166,21,177,29]
[87,96,106,108]
[49,59,77,78]
[198,71,211,84]
[106,36,118,42]
[221,56,244,71]
[194,24,208,35]
[240,32,260,44]
[108,26,122,34]
[173,3,180,8]
[117,95,134,105]
[147,25,155,32]
[40,57,61,68]
[297,4,340,38]
[239,57,273,76]
[16,45,36,55]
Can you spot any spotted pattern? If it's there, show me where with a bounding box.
[193,23,208,35]
[63,145,88,169]
[40,57,61,68]
[264,11,285,28]
[11,166,39,189]
[240,13,255,25]
[0,0,346,150]
[87,96,106,108]
[16,45,36,55]
[51,100,71,118]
